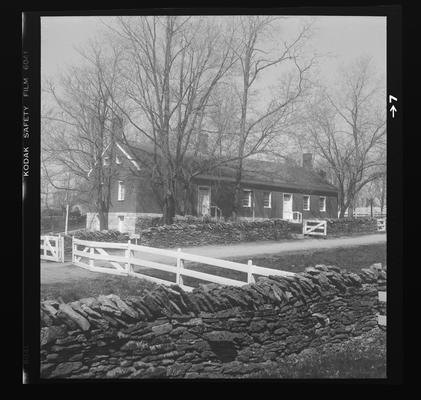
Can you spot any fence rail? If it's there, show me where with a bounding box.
[303,219,327,237]
[72,237,295,291]
[378,290,386,326]
[41,235,64,263]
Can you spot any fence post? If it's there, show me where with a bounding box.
[247,260,256,284]
[176,248,184,286]
[61,236,65,263]
[71,236,75,263]
[126,240,132,275]
[89,247,94,268]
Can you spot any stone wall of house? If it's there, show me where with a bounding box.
[40,264,386,379]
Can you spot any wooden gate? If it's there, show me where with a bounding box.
[41,235,64,262]
[303,219,327,237]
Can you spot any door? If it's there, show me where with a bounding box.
[283,193,293,220]
[198,186,211,216]
[118,215,125,232]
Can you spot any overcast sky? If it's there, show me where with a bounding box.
[41,15,386,88]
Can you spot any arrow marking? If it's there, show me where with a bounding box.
[390,105,397,118]
[389,95,397,103]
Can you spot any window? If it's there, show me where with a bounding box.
[319,196,326,212]
[103,156,110,166]
[118,181,125,201]
[303,195,310,211]
[242,189,252,207]
[263,192,272,208]
[116,155,121,165]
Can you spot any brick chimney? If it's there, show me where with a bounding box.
[302,153,313,170]
[111,115,124,140]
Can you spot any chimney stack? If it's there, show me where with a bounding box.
[302,153,313,170]
[111,115,124,141]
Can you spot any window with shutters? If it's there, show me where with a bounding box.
[319,196,326,212]
[263,192,272,208]
[303,195,310,211]
[242,189,252,207]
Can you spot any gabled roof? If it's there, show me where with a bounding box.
[115,140,338,195]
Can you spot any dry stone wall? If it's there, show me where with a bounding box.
[134,219,300,248]
[326,217,378,236]
[40,264,386,379]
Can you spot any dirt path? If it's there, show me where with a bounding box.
[41,233,386,284]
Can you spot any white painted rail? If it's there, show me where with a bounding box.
[72,237,295,291]
[41,235,64,263]
[303,219,327,237]
[378,290,386,326]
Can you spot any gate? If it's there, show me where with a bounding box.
[41,235,65,262]
[303,219,327,237]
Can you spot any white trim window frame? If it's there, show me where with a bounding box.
[242,189,252,208]
[263,191,272,208]
[303,195,310,211]
[319,196,326,212]
[118,181,125,201]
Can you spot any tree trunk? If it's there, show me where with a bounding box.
[232,168,243,221]
[380,176,386,214]
[163,191,175,225]
[98,211,108,230]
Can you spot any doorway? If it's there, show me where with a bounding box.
[118,215,125,232]
[198,186,211,216]
[283,193,293,220]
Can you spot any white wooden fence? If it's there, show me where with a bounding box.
[303,219,327,237]
[378,290,386,326]
[72,237,295,292]
[377,218,386,232]
[41,235,65,263]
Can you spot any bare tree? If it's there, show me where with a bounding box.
[100,16,238,223]
[228,16,315,219]
[305,57,386,217]
[42,42,123,229]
